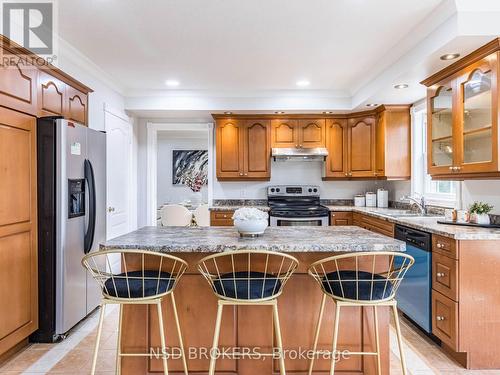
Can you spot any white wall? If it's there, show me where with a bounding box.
[462,180,500,215]
[55,39,125,132]
[157,133,208,205]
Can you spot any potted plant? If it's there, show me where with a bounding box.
[468,201,494,225]
[232,207,268,236]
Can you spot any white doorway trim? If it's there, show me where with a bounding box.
[146,122,213,226]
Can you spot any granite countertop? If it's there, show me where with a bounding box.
[326,206,500,240]
[209,205,270,212]
[101,226,405,253]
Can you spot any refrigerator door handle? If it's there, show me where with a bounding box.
[84,159,96,254]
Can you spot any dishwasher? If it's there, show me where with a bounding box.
[394,224,432,333]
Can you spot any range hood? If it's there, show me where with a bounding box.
[272,147,329,161]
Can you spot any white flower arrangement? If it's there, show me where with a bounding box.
[232,207,268,221]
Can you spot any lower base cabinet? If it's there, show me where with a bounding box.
[431,235,500,369]
[330,211,353,225]
[210,210,234,226]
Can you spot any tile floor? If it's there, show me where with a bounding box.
[1,306,499,374]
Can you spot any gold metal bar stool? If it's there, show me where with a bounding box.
[82,249,189,375]
[307,252,414,375]
[197,250,299,375]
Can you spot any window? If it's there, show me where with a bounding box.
[412,103,458,207]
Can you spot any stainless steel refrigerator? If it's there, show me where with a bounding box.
[32,117,106,342]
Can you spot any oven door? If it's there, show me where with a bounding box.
[270,216,329,226]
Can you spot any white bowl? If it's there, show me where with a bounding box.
[234,218,268,235]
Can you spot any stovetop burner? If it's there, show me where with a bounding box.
[267,185,329,218]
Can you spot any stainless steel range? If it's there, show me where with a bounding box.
[268,185,330,226]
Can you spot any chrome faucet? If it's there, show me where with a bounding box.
[401,195,427,215]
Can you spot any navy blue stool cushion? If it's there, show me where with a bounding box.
[322,270,393,301]
[213,271,282,300]
[104,270,174,298]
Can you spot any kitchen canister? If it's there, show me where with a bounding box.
[377,188,389,208]
[365,192,377,207]
[354,194,366,207]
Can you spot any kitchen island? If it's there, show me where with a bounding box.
[101,226,405,375]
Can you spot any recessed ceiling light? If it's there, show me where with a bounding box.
[366,103,378,107]
[323,111,333,114]
[223,111,232,115]
[394,84,409,89]
[165,79,180,87]
[274,111,285,114]
[440,53,460,61]
[296,80,310,87]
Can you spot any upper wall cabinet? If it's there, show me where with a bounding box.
[216,118,270,180]
[271,118,325,148]
[422,38,500,179]
[324,119,348,178]
[271,119,298,148]
[0,35,92,124]
[0,60,38,115]
[375,106,411,180]
[348,116,376,178]
[298,119,326,148]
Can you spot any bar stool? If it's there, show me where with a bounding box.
[307,252,414,375]
[82,249,189,375]
[197,250,299,375]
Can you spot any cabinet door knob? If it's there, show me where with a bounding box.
[436,316,445,321]
[449,166,454,170]
[436,272,445,277]
[437,243,443,248]
[244,173,248,176]
[345,173,348,176]
[239,173,243,176]
[295,144,299,148]
[349,172,352,176]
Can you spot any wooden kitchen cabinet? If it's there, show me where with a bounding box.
[65,85,88,124]
[375,106,411,179]
[352,213,394,237]
[298,119,326,148]
[215,118,270,180]
[429,235,500,369]
[271,119,298,148]
[348,115,376,178]
[324,119,349,178]
[0,107,38,356]
[38,71,66,117]
[0,60,38,115]
[210,211,235,226]
[271,118,325,148]
[330,211,352,225]
[1,35,92,124]
[422,38,500,179]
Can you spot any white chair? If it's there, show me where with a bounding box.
[193,204,210,226]
[161,204,193,227]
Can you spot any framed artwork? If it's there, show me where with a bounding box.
[172,150,208,185]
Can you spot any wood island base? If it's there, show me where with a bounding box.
[119,252,390,375]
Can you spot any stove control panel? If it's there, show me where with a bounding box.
[267,185,320,197]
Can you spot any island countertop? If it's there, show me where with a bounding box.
[101,225,405,252]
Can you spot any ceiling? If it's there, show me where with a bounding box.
[56,0,500,117]
[58,0,442,92]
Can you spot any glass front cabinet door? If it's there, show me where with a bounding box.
[456,55,498,173]
[427,80,456,175]
[425,49,499,178]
